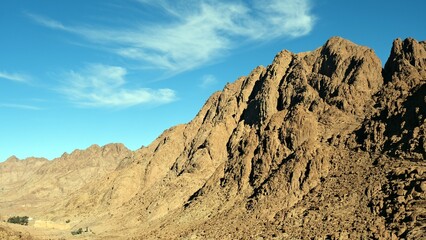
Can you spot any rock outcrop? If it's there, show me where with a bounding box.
[359,38,426,159]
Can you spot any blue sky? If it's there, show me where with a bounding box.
[1,0,425,161]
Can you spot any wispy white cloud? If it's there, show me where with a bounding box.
[0,103,41,110]
[25,13,67,31]
[199,74,218,89]
[0,71,31,83]
[60,64,176,107]
[28,0,315,74]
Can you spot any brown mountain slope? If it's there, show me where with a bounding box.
[1,37,425,239]
[0,156,48,191]
[0,143,131,219]
[0,223,36,240]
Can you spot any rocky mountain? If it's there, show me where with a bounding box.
[0,144,131,218]
[0,37,424,239]
[0,156,48,188]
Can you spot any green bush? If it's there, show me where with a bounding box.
[7,216,29,225]
[71,228,83,235]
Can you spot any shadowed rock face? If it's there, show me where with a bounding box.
[0,37,424,239]
[359,38,426,160]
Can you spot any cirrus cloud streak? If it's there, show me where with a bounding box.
[60,64,176,108]
[28,0,315,74]
[0,71,31,83]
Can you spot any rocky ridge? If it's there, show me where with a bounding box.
[0,143,131,219]
[0,37,424,239]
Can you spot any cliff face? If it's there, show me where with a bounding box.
[360,38,426,159]
[0,37,424,239]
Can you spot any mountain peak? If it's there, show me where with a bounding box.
[384,37,426,84]
[5,155,19,163]
[325,36,356,46]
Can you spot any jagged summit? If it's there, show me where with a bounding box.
[384,37,426,83]
[0,37,424,239]
[4,155,19,163]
